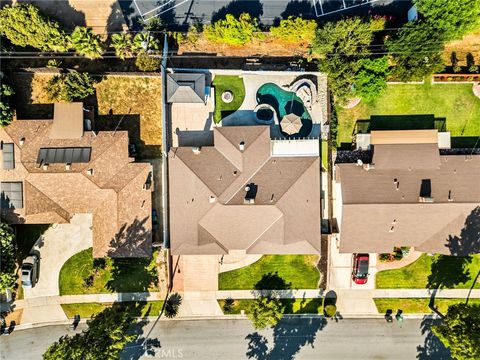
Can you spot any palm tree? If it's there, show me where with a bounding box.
[71,26,104,59]
[133,31,160,53]
[111,32,133,59]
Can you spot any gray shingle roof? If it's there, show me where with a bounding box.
[167,73,205,103]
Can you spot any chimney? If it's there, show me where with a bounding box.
[239,141,245,151]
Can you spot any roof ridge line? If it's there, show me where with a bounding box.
[275,157,319,203]
[198,222,229,253]
[24,180,71,222]
[246,214,284,252]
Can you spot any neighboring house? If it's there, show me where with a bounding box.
[168,125,321,255]
[0,103,153,258]
[336,129,480,256]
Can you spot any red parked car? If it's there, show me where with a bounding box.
[352,254,370,284]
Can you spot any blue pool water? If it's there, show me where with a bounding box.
[256,83,312,137]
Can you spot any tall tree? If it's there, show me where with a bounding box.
[0,3,69,51]
[270,17,317,44]
[354,56,390,103]
[45,71,96,102]
[43,307,135,360]
[432,303,480,360]
[388,21,445,81]
[0,83,15,127]
[204,13,261,46]
[70,27,104,59]
[414,0,480,41]
[248,295,283,330]
[0,223,16,292]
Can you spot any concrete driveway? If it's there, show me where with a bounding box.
[23,214,93,299]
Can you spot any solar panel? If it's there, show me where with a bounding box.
[0,182,23,209]
[2,143,14,169]
[37,147,91,164]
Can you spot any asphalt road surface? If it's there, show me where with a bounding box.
[0,316,451,360]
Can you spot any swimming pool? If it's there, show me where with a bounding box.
[256,83,312,137]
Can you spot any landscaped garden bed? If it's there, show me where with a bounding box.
[218,255,320,290]
[374,298,480,314]
[218,298,323,315]
[433,74,480,82]
[59,248,158,295]
[336,82,480,148]
[212,75,245,123]
[376,254,480,289]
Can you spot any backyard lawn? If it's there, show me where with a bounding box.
[376,254,480,289]
[374,298,480,314]
[61,301,164,318]
[336,82,480,147]
[59,248,158,295]
[213,75,245,124]
[218,255,320,290]
[218,298,323,315]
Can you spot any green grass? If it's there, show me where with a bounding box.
[376,254,480,289]
[213,75,246,123]
[218,255,320,290]
[336,82,480,147]
[61,301,164,318]
[59,248,158,295]
[321,140,329,170]
[218,298,323,315]
[374,298,480,314]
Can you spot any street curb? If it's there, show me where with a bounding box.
[11,313,440,331]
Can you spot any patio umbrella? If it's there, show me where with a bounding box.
[281,113,302,135]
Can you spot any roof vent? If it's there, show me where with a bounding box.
[42,163,49,171]
[19,137,25,146]
[65,163,71,170]
[209,195,216,204]
[192,147,201,155]
[87,168,94,176]
[448,190,453,202]
[356,159,363,166]
[239,141,245,151]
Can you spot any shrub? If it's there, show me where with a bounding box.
[248,296,282,329]
[270,17,317,44]
[135,52,161,71]
[111,32,134,59]
[0,223,16,292]
[223,297,235,313]
[45,71,95,102]
[133,31,160,52]
[324,304,337,317]
[0,4,69,51]
[204,13,260,46]
[0,83,15,127]
[354,56,390,103]
[70,26,104,59]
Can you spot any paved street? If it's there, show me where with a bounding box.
[1,317,451,360]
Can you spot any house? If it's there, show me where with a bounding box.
[168,125,321,255]
[335,129,480,256]
[0,103,153,258]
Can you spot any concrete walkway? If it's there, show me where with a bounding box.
[219,253,262,273]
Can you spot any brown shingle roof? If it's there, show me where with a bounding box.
[337,140,480,255]
[0,106,152,258]
[169,125,321,255]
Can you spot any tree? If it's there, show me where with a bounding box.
[0,4,69,51]
[0,83,15,127]
[414,0,480,41]
[432,303,480,360]
[388,21,445,81]
[354,56,390,103]
[0,223,16,292]
[248,295,283,330]
[164,293,182,318]
[204,13,261,46]
[43,306,135,360]
[311,17,376,58]
[319,55,359,103]
[270,17,317,44]
[135,52,161,72]
[111,32,134,59]
[133,31,160,53]
[70,26,104,59]
[45,71,95,102]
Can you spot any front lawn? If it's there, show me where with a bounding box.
[218,298,323,315]
[61,301,164,318]
[336,82,480,147]
[374,298,480,314]
[376,254,480,289]
[218,255,320,290]
[59,248,158,295]
[213,75,245,124]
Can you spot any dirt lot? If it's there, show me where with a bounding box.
[177,33,311,57]
[12,72,162,159]
[443,28,480,67]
